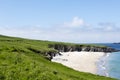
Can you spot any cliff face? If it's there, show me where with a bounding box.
[46,44,118,60]
[49,44,118,53]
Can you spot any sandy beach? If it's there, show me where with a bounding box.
[52,52,105,74]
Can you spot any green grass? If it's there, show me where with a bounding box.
[0,35,116,80]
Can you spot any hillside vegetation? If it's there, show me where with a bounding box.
[0,35,116,80]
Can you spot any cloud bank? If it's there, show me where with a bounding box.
[0,17,120,43]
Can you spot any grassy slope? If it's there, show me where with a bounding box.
[0,35,116,80]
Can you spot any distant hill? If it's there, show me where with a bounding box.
[0,35,116,80]
[113,42,120,44]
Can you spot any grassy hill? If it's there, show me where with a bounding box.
[0,35,116,80]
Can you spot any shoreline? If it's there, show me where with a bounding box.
[97,53,110,77]
[52,51,105,74]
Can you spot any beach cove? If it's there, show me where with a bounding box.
[52,52,105,74]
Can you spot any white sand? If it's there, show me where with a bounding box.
[52,51,104,74]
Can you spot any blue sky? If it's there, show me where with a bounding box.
[0,0,120,43]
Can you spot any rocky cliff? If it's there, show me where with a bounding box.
[49,44,118,52]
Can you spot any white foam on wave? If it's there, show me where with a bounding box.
[97,53,110,77]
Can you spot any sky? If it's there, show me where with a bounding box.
[0,0,120,43]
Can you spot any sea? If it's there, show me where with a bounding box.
[97,43,120,80]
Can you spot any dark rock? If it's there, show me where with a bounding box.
[48,44,118,53]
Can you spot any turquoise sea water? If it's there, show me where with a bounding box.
[97,44,120,79]
[107,52,120,79]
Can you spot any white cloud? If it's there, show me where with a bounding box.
[63,17,87,28]
[105,26,113,31]
[98,22,120,32]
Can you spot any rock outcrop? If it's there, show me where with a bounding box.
[48,44,118,53]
